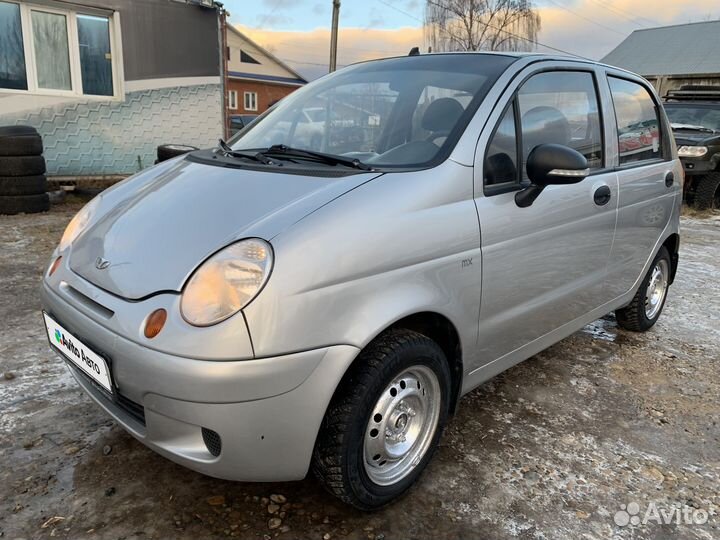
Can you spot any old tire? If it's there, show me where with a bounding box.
[0,155,46,177]
[616,246,671,332]
[0,175,47,196]
[0,134,43,157]
[0,125,38,138]
[157,144,198,163]
[693,172,720,210]
[0,193,50,215]
[313,329,451,510]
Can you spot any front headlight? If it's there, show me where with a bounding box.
[678,145,708,158]
[181,239,273,327]
[58,196,101,251]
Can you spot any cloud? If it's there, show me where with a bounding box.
[236,24,423,80]
[237,0,720,80]
[255,13,293,27]
[263,0,301,8]
[538,0,720,59]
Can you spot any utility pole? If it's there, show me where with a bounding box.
[329,0,341,72]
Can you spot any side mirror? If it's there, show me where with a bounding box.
[515,144,589,208]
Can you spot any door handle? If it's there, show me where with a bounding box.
[665,172,674,187]
[594,185,612,206]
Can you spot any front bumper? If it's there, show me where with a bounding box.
[680,155,718,175]
[41,280,359,481]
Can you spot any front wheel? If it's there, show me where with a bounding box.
[312,329,451,510]
[693,172,720,210]
[616,246,671,332]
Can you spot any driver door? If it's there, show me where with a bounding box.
[471,65,619,373]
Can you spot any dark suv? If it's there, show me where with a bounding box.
[664,86,720,209]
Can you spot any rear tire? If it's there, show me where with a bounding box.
[312,329,451,510]
[0,193,50,215]
[616,246,671,332]
[693,172,720,210]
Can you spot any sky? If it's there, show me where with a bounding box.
[222,0,720,80]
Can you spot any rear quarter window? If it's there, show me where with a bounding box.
[608,77,664,165]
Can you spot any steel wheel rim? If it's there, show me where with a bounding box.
[645,259,669,320]
[363,365,441,486]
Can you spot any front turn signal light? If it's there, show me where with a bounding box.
[144,309,167,339]
[48,256,62,277]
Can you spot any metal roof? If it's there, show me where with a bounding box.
[601,20,720,77]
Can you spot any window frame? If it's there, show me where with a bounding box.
[606,73,672,170]
[228,89,238,110]
[244,91,258,112]
[0,0,122,99]
[482,99,523,196]
[483,67,607,197]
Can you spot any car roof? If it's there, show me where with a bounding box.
[349,51,641,79]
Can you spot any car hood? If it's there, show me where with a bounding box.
[69,157,382,299]
[672,130,720,147]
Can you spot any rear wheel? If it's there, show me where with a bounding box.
[313,329,451,510]
[693,172,720,210]
[616,246,671,332]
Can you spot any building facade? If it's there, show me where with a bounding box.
[226,26,306,121]
[0,0,224,176]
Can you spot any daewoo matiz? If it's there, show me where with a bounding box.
[41,53,681,510]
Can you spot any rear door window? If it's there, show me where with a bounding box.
[608,77,664,165]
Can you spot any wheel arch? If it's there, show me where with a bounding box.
[324,311,465,419]
[661,232,680,284]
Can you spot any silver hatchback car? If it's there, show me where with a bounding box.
[41,53,681,509]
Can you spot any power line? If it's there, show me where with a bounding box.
[583,0,663,28]
[544,0,627,36]
[377,0,591,60]
[280,57,347,68]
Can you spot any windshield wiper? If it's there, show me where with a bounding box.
[261,144,372,171]
[217,139,276,165]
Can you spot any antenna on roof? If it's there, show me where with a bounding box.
[408,47,420,56]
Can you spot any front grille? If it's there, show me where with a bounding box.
[115,392,146,426]
[202,428,222,457]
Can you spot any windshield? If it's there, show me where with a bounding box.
[231,54,516,168]
[665,104,720,132]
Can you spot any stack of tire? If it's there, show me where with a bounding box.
[0,126,49,215]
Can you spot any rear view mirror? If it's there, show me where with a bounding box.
[516,144,589,208]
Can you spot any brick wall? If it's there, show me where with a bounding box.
[227,79,302,115]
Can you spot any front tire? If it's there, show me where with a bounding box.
[693,172,720,210]
[616,246,671,332]
[312,329,451,510]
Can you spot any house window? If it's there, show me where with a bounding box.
[244,91,258,111]
[0,2,28,90]
[0,1,118,97]
[240,50,260,64]
[228,90,238,110]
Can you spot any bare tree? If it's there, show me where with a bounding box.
[425,0,541,53]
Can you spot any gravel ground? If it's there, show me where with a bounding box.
[1,200,718,540]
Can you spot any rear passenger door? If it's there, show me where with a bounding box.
[472,65,619,369]
[603,74,681,299]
